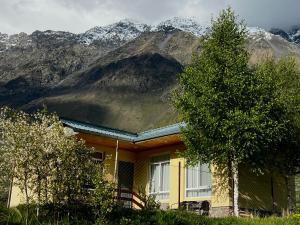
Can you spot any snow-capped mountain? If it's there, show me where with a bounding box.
[0,32,32,51]
[154,17,208,36]
[269,26,300,44]
[247,27,274,41]
[79,19,151,45]
[0,18,300,131]
[1,17,297,52]
[289,26,300,43]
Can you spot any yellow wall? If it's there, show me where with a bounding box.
[133,144,231,209]
[87,142,136,182]
[9,185,24,207]
[9,137,290,214]
[239,165,288,214]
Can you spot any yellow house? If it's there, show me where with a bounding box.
[63,119,291,217]
[9,119,291,217]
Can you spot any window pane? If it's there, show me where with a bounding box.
[186,189,212,197]
[187,163,199,188]
[150,155,169,163]
[200,164,211,187]
[186,162,212,197]
[161,162,169,192]
[149,155,170,200]
[150,164,159,193]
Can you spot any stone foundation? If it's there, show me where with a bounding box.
[159,203,169,210]
[210,206,232,217]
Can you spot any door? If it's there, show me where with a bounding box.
[118,161,134,189]
[118,161,134,207]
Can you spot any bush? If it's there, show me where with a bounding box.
[1,206,300,225]
[102,209,300,225]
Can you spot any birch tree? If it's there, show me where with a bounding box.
[174,8,300,216]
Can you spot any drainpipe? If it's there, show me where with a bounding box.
[113,140,119,184]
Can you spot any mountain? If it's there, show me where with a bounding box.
[269,26,300,44]
[1,18,300,132]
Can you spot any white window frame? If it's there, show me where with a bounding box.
[185,162,212,198]
[149,159,170,200]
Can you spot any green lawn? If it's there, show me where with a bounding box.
[1,206,300,225]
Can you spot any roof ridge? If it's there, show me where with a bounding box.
[137,122,184,135]
[61,118,185,142]
[61,118,138,136]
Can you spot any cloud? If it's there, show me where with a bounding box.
[0,0,299,34]
[228,0,300,30]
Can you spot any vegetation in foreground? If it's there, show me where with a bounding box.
[1,206,300,225]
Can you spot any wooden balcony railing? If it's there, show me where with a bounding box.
[114,188,145,209]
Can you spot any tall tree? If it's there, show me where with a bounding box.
[174,8,299,216]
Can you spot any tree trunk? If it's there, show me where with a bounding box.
[285,175,292,215]
[6,174,14,208]
[24,178,29,225]
[232,161,239,217]
[36,172,41,219]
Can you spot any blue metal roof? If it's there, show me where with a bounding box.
[61,118,185,143]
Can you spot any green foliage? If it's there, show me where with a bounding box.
[1,206,299,225]
[137,190,160,211]
[92,172,115,224]
[103,209,300,225]
[252,57,300,175]
[173,8,300,175]
[0,107,102,224]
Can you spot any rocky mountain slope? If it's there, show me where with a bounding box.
[269,26,300,44]
[1,18,300,132]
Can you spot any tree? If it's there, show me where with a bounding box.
[252,57,300,214]
[174,8,300,216]
[0,108,98,224]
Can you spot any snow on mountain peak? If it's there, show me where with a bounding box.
[247,27,273,41]
[79,19,150,45]
[2,18,300,52]
[155,17,208,36]
[79,17,209,45]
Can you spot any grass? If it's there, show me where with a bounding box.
[1,206,299,225]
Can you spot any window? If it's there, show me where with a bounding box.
[149,155,170,200]
[186,163,211,197]
[91,151,104,164]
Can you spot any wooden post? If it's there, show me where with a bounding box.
[113,140,119,183]
[178,161,181,209]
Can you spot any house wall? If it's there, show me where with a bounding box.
[133,144,231,211]
[239,165,289,215]
[9,135,291,218]
[86,142,136,182]
[9,185,24,207]
[8,141,136,207]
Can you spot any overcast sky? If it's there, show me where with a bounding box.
[0,0,299,34]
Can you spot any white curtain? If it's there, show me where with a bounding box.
[160,162,170,199]
[186,163,211,197]
[149,156,170,200]
[150,164,159,194]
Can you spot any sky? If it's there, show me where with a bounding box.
[0,0,299,34]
